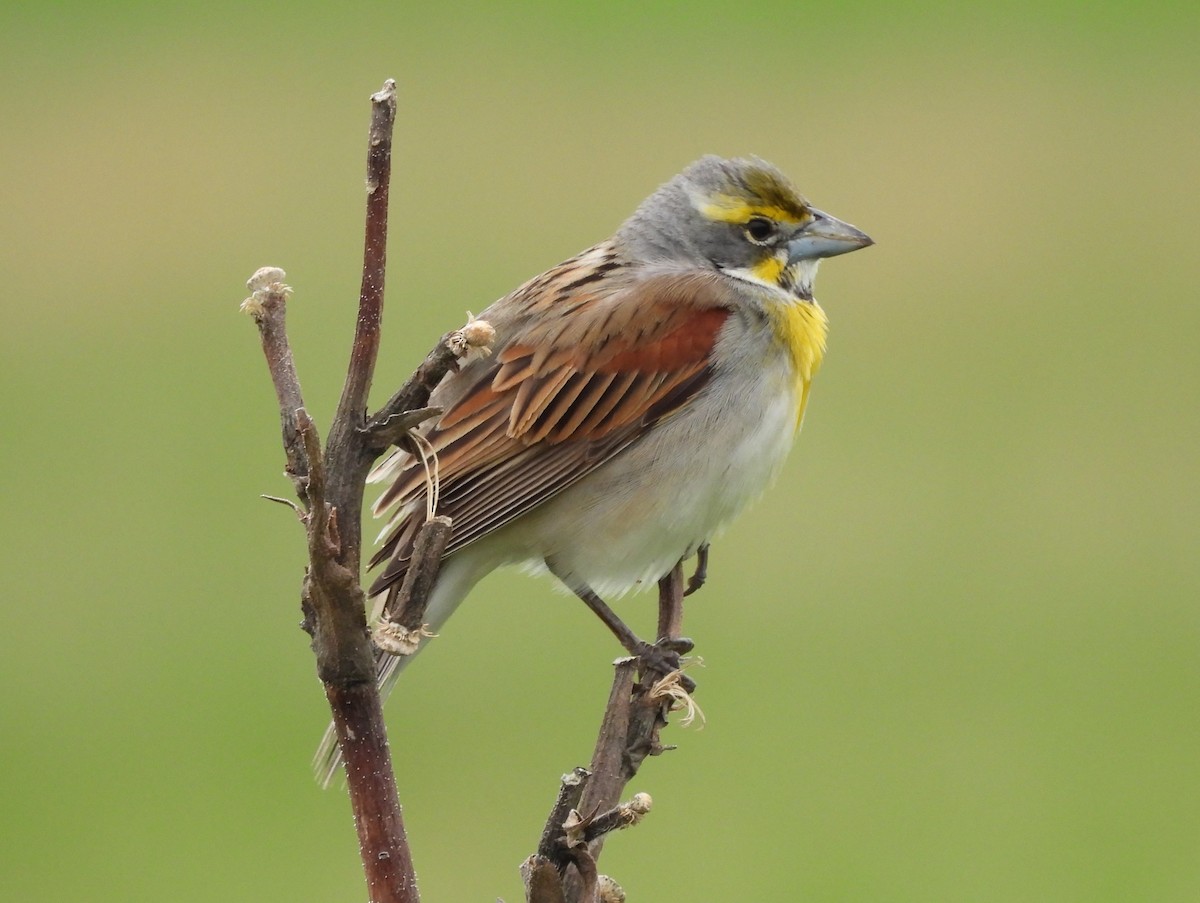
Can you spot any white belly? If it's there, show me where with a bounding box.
[497,352,804,597]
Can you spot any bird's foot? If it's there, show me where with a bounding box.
[683,543,710,597]
[634,637,698,693]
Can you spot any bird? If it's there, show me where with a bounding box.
[315,155,871,783]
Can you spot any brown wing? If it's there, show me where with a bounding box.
[367,258,735,595]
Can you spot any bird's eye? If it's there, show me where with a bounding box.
[744,217,777,244]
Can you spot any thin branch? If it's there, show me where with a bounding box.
[578,660,638,818]
[363,406,443,451]
[373,515,453,656]
[333,79,397,432]
[559,660,662,903]
[260,494,305,519]
[296,411,326,521]
[536,768,592,864]
[568,793,652,847]
[241,269,309,500]
[364,316,496,450]
[318,80,401,580]
[380,516,453,627]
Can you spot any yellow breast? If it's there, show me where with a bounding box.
[767,300,828,428]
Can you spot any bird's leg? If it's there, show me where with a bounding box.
[683,542,709,597]
[547,559,692,687]
[573,582,656,658]
[655,561,697,693]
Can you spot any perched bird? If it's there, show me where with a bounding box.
[316,155,871,782]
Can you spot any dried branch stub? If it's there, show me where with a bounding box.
[372,622,435,656]
[448,312,495,359]
[596,875,626,903]
[240,266,292,317]
[563,792,654,849]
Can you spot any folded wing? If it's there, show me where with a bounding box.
[368,262,736,595]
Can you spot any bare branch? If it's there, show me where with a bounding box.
[333,79,397,431]
[362,406,442,451]
[260,494,305,519]
[365,317,496,450]
[241,268,309,500]
[296,412,326,522]
[570,794,652,847]
[372,516,453,656]
[536,768,591,864]
[578,660,637,816]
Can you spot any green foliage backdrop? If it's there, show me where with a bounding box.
[2,2,1197,900]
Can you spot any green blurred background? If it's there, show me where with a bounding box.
[3,1,1197,900]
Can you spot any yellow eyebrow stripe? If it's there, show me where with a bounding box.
[699,194,807,226]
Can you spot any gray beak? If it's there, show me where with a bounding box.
[787,209,874,262]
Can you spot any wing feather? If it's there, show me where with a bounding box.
[368,251,738,596]
[551,371,619,439]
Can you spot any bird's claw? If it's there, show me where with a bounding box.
[683,543,709,597]
[657,636,694,655]
[635,639,698,694]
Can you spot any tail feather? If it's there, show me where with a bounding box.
[311,551,492,787]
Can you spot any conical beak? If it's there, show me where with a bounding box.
[787,209,874,262]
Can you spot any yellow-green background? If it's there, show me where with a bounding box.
[3,2,1197,900]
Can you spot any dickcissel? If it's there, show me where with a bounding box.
[316,156,870,780]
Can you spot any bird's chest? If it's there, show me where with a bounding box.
[696,349,804,524]
[676,299,826,535]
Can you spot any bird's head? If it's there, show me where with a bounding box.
[619,155,873,300]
